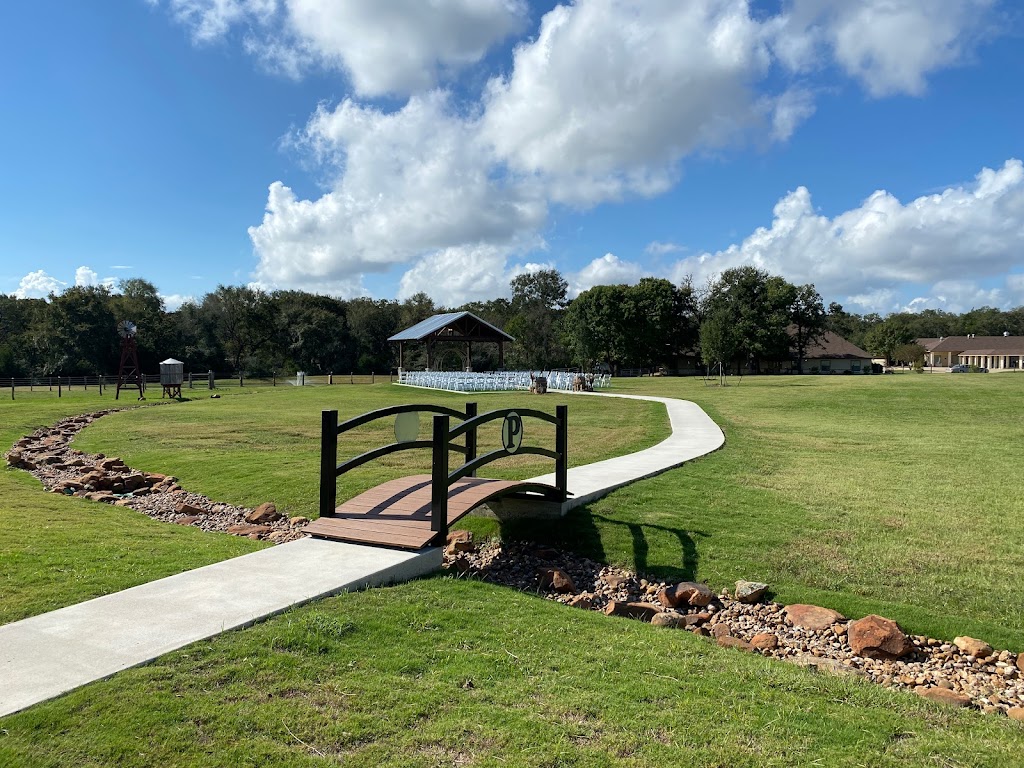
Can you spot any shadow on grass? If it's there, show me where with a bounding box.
[495,505,709,582]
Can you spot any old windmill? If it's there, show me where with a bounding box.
[115,320,145,400]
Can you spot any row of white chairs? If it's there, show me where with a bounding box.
[397,370,612,393]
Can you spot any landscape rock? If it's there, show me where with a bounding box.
[717,636,753,651]
[568,594,595,610]
[917,687,972,707]
[651,613,681,628]
[849,615,913,660]
[446,529,473,546]
[175,515,200,525]
[1008,707,1024,722]
[791,656,865,678]
[175,502,206,517]
[538,568,576,594]
[785,604,846,631]
[711,623,732,640]
[734,581,768,603]
[245,502,282,524]
[750,633,779,651]
[954,636,994,658]
[657,581,714,608]
[226,524,272,537]
[289,516,310,527]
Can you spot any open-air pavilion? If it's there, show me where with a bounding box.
[388,311,514,371]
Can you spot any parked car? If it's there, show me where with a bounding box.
[950,364,969,373]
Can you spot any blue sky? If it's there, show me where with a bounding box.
[2,1,1023,314]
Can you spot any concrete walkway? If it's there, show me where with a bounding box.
[529,390,725,509]
[0,539,440,717]
[0,390,722,718]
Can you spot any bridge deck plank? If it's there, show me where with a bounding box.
[304,474,552,549]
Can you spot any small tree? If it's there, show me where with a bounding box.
[699,309,739,385]
[892,342,926,368]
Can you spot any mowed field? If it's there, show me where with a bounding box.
[2,375,1024,765]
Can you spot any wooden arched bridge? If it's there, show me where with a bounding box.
[304,402,568,549]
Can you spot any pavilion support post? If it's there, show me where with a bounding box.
[466,341,472,372]
[320,410,338,518]
[431,414,450,541]
[555,404,568,502]
[465,402,478,477]
[399,341,404,370]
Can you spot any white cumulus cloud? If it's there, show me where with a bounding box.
[156,0,527,96]
[569,254,647,297]
[669,158,1024,312]
[249,91,545,296]
[13,270,66,299]
[150,0,1007,307]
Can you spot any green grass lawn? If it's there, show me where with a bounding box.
[0,390,265,625]
[4,376,1024,764]
[2,578,1022,768]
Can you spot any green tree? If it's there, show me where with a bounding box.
[624,277,697,370]
[563,284,630,371]
[29,285,117,375]
[699,308,740,384]
[507,269,569,369]
[789,284,826,374]
[702,267,794,373]
[199,285,275,372]
[863,319,914,365]
[346,298,401,373]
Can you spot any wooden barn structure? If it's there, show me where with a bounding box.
[388,311,514,371]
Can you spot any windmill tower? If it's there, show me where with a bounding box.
[115,320,145,400]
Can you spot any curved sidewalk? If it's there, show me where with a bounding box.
[529,390,725,509]
[0,391,723,718]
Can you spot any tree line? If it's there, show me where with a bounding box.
[2,269,1023,378]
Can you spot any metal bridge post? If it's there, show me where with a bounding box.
[556,405,568,501]
[320,410,338,518]
[465,402,478,477]
[431,414,450,540]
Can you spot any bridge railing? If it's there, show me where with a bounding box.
[430,406,567,539]
[320,402,479,519]
[320,402,568,542]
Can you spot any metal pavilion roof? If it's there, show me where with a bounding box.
[388,311,514,343]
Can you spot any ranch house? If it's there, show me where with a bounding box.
[919,335,1024,370]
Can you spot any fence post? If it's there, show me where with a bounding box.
[208,370,214,390]
[465,402,477,477]
[320,410,338,518]
[58,376,62,398]
[555,404,568,502]
[189,372,193,389]
[10,378,13,401]
[431,414,450,541]
[99,375,103,395]
[329,372,333,385]
[371,371,375,384]
[272,371,276,387]
[350,372,354,385]
[239,372,243,388]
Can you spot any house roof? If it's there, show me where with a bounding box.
[929,335,1024,353]
[916,337,943,352]
[803,331,872,360]
[388,311,514,343]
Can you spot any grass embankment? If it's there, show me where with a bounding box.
[2,578,1022,767]
[0,391,264,625]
